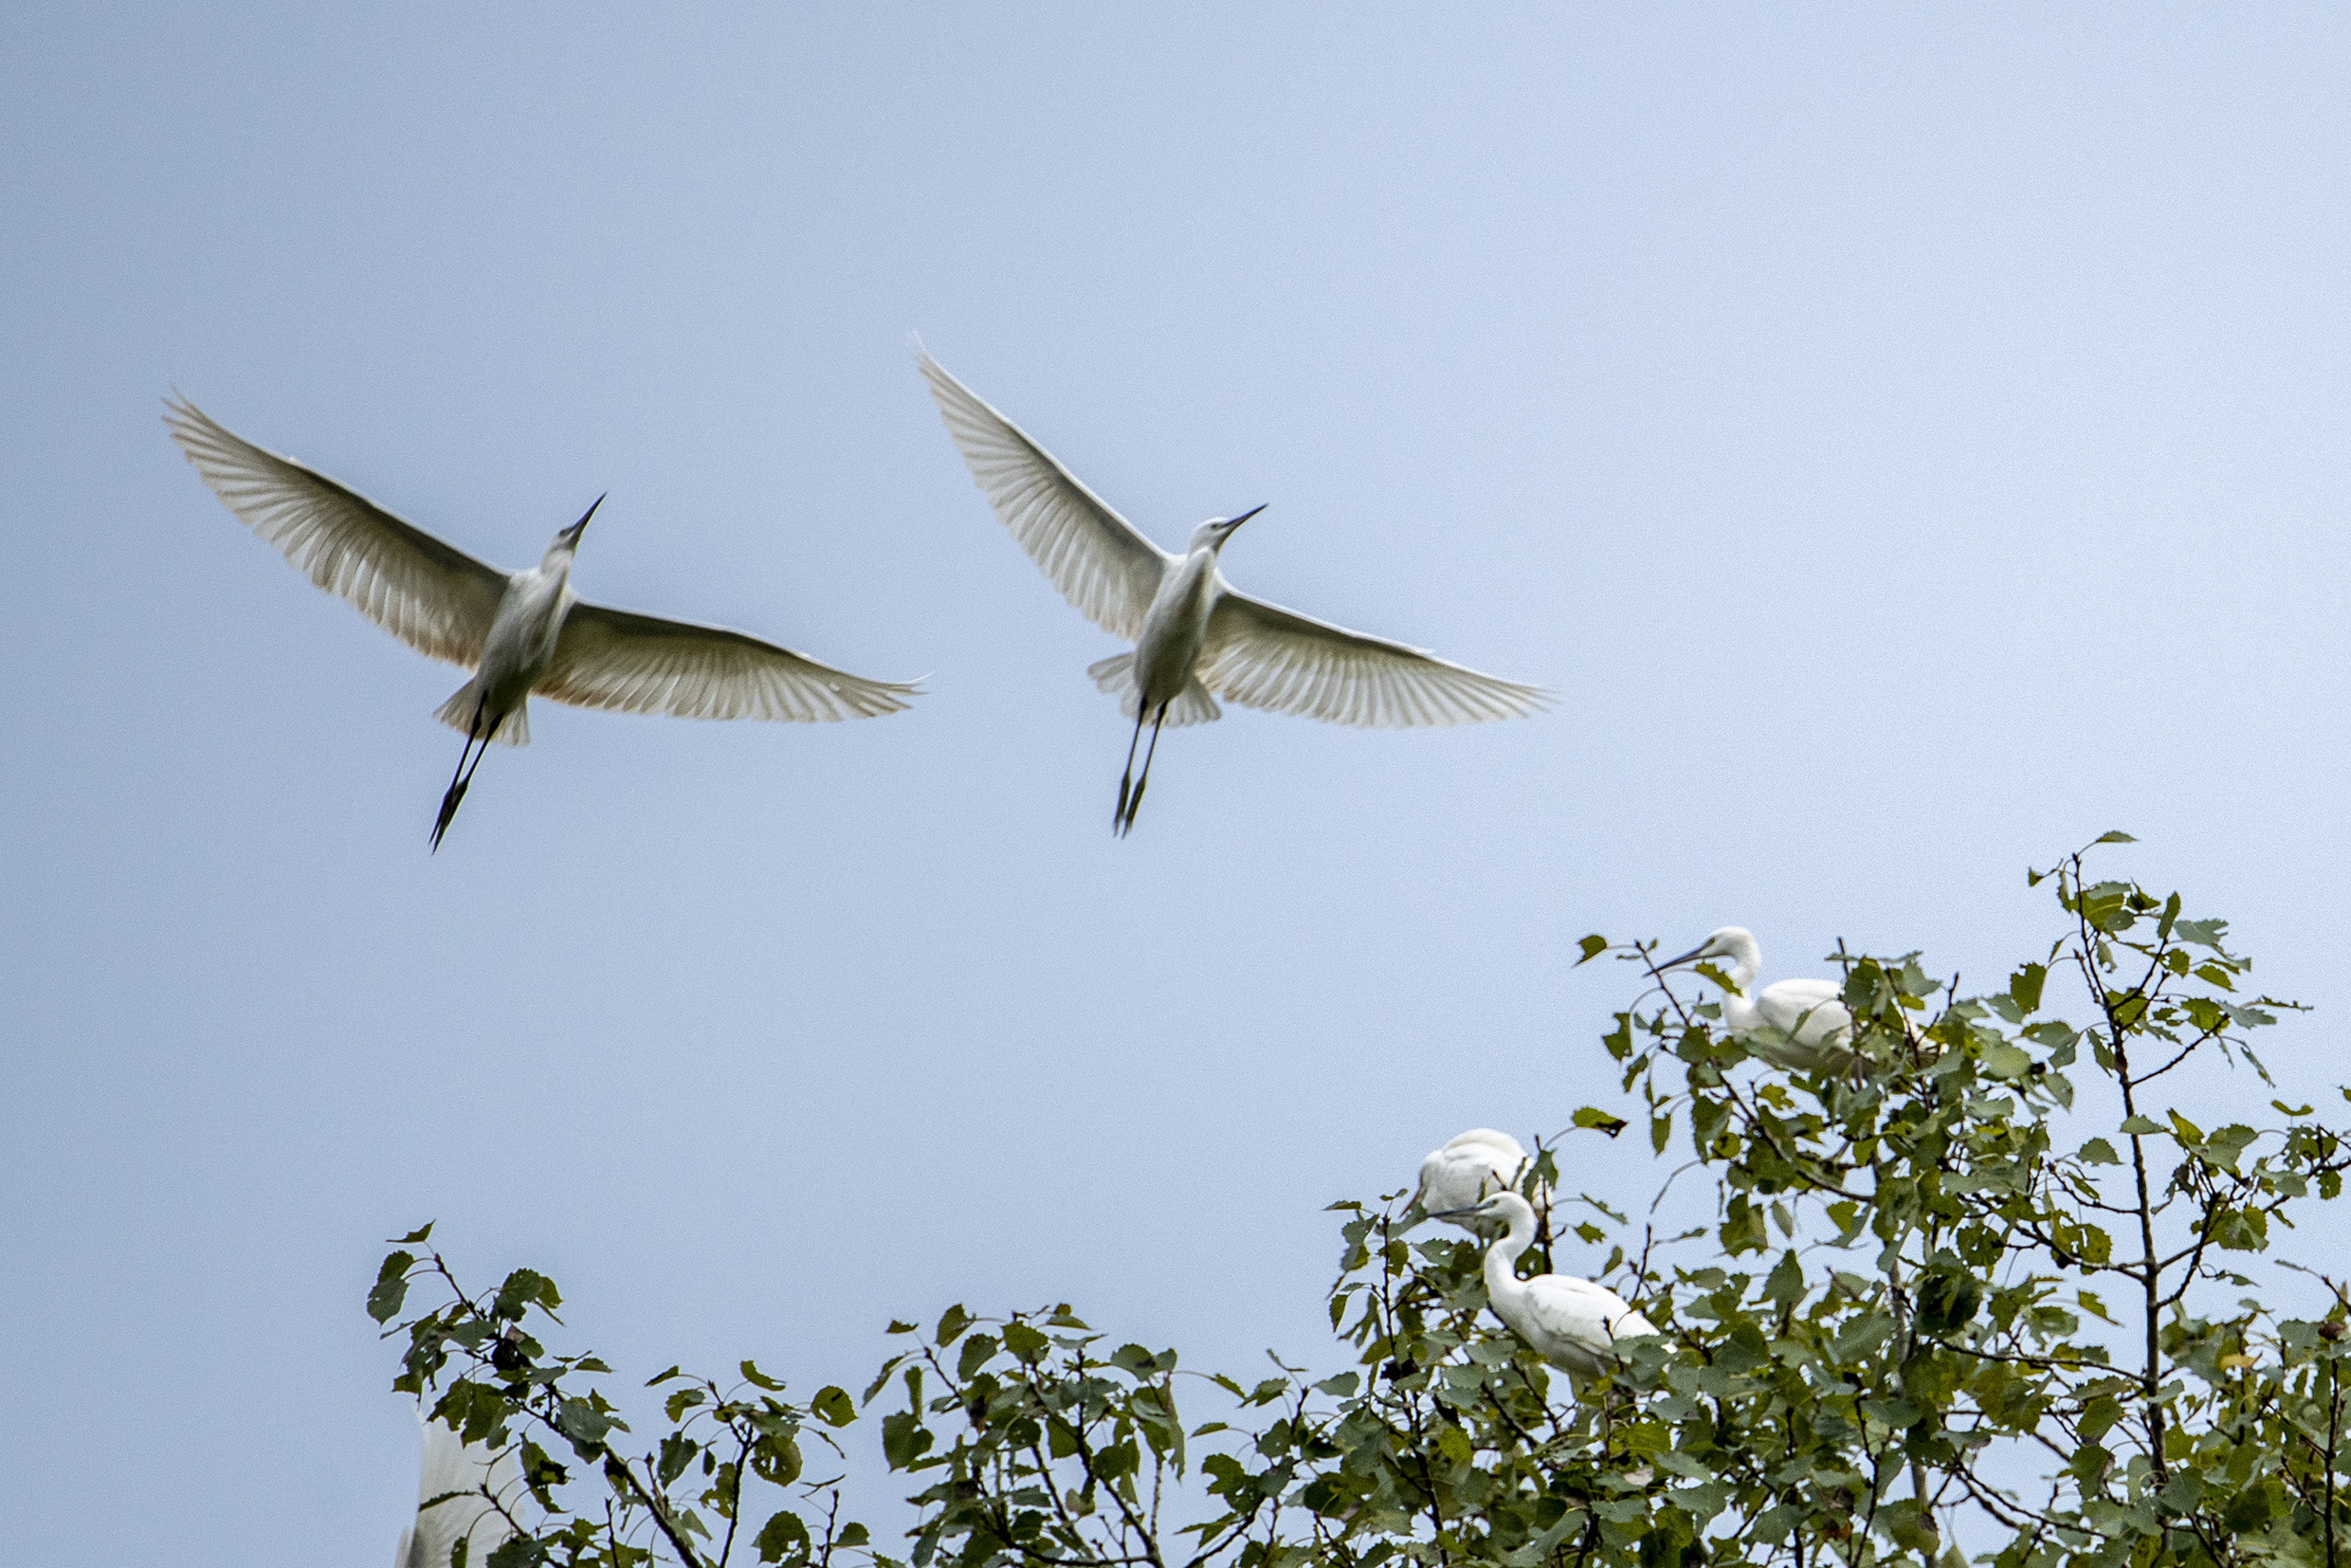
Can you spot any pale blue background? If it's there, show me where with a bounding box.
[5,6,2348,1563]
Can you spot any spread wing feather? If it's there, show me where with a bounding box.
[918,352,1170,640]
[538,603,919,722]
[164,396,509,668]
[1200,590,1550,728]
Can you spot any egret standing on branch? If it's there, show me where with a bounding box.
[166,398,920,849]
[1431,1190,1658,1390]
[1657,926,1856,1073]
[917,352,1549,835]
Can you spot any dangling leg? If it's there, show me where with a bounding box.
[431,706,490,852]
[1119,704,1169,837]
[1113,704,1148,834]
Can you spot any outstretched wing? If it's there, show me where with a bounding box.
[918,351,1171,641]
[164,396,509,668]
[402,1414,522,1568]
[538,602,920,722]
[1199,590,1551,728]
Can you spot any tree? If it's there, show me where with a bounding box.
[374,837,2351,1568]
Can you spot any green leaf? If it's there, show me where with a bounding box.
[955,1333,998,1380]
[2008,962,2048,1015]
[1572,1105,1628,1137]
[739,1358,786,1393]
[862,1355,907,1407]
[1763,1249,1804,1307]
[755,1509,812,1564]
[811,1385,856,1428]
[881,1410,932,1469]
[1576,934,1609,965]
[2095,830,2138,844]
[2078,1138,2120,1165]
[885,1319,919,1335]
[934,1304,972,1346]
[391,1224,435,1246]
[368,1252,413,1324]
[2119,1115,2164,1136]
[1980,1041,2032,1080]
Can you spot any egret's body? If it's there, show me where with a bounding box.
[1412,1129,1554,1236]
[1660,927,1856,1073]
[1432,1191,1657,1386]
[166,397,919,848]
[918,352,1548,833]
[396,1414,522,1568]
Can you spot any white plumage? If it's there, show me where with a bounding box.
[165,396,920,848]
[1433,1190,1658,1387]
[395,1414,524,1568]
[1659,926,1858,1073]
[918,351,1548,832]
[1412,1129,1554,1236]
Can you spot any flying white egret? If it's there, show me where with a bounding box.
[1431,1190,1659,1388]
[396,1413,524,1568]
[917,352,1549,834]
[1657,926,1859,1073]
[165,397,920,849]
[1412,1129,1554,1236]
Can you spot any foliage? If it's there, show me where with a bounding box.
[378,838,2351,1568]
[371,1240,869,1568]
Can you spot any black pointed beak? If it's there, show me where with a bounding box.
[1659,945,1709,971]
[1428,1204,1490,1222]
[1224,502,1267,534]
[562,494,605,545]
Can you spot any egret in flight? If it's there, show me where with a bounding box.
[1657,926,1857,1073]
[918,352,1548,834]
[396,1413,523,1568]
[1431,1190,1658,1389]
[166,398,920,849]
[1412,1129,1554,1237]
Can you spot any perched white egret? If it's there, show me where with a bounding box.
[1412,1129,1554,1236]
[166,397,920,849]
[918,352,1549,834]
[395,1413,524,1568]
[1657,926,1857,1073]
[1431,1190,1658,1387]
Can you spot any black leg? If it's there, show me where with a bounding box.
[430,705,487,852]
[1120,704,1169,837]
[1113,703,1148,835]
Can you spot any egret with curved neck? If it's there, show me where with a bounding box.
[1431,1190,1657,1388]
[1658,925,1856,1073]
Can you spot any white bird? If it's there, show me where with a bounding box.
[1657,926,1855,1073]
[918,353,1549,835]
[1431,1190,1658,1387]
[166,398,920,849]
[1412,1129,1554,1236]
[396,1413,524,1568]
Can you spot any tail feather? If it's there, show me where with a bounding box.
[434,682,529,746]
[1087,655,1221,727]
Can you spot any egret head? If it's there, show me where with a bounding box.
[551,494,605,556]
[1187,503,1265,555]
[1659,925,1762,994]
[1660,925,1756,973]
[1429,1189,1538,1237]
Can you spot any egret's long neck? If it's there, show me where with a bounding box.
[1483,1207,1536,1316]
[1715,938,1762,1030]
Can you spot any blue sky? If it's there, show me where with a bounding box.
[6,6,2350,1563]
